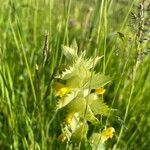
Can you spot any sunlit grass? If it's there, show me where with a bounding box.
[0,0,150,149]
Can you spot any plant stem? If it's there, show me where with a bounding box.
[113,60,139,150]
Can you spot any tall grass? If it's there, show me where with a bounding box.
[0,0,150,149]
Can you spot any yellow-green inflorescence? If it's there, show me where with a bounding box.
[55,44,115,145]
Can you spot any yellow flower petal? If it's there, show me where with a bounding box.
[101,127,115,143]
[95,87,106,95]
[64,112,75,125]
[58,133,67,142]
[56,87,71,97]
[55,82,71,97]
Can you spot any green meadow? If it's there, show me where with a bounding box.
[0,0,150,149]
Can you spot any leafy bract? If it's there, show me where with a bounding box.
[90,133,105,150]
[58,65,91,81]
[81,56,103,70]
[66,97,99,124]
[62,44,102,68]
[88,93,110,116]
[88,94,110,116]
[71,122,88,142]
[90,99,109,116]
[83,73,111,89]
[70,39,78,52]
[84,106,99,124]
[56,89,79,110]
[66,97,86,112]
[62,45,78,63]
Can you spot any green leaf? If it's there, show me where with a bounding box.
[66,76,83,88]
[90,133,105,150]
[62,45,103,70]
[75,51,103,70]
[65,67,91,88]
[84,106,99,124]
[56,89,79,110]
[84,73,111,89]
[67,97,86,112]
[67,98,99,124]
[81,56,103,70]
[56,65,76,80]
[57,64,90,79]
[56,64,91,88]
[88,94,110,116]
[90,133,101,145]
[71,122,88,142]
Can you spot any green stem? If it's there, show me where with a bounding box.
[9,21,37,103]
[106,0,137,68]
[113,61,139,150]
[63,0,72,45]
[33,0,39,45]
[103,0,107,74]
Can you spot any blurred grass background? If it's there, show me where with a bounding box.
[0,0,150,149]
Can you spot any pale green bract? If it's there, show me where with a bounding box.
[56,89,79,110]
[62,45,78,63]
[62,44,103,68]
[88,93,110,116]
[83,72,111,89]
[90,133,106,150]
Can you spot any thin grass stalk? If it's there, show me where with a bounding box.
[112,61,139,150]
[106,0,138,68]
[33,0,39,45]
[9,21,37,103]
[112,0,146,143]
[56,0,72,66]
[103,0,108,74]
[49,0,54,44]
[96,0,104,47]
[107,0,113,12]
[105,56,128,126]
[63,0,72,45]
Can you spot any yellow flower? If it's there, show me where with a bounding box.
[57,87,70,97]
[58,133,67,142]
[55,82,65,91]
[95,87,106,95]
[55,82,71,97]
[64,112,75,125]
[101,127,115,143]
